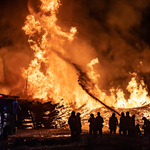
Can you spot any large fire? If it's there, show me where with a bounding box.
[21,0,150,126]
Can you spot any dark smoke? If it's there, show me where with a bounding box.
[0,0,33,94]
[57,0,150,97]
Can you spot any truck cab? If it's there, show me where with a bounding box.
[0,94,18,138]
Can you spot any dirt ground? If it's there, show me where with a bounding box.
[0,128,150,150]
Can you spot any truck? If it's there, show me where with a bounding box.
[0,94,18,139]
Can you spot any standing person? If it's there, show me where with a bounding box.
[96,112,104,135]
[142,117,150,136]
[119,112,126,135]
[109,113,118,134]
[76,112,82,136]
[68,111,77,138]
[125,112,132,135]
[131,114,135,136]
[88,113,96,136]
[135,124,141,135]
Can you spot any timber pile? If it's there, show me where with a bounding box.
[17,100,58,129]
[17,98,150,130]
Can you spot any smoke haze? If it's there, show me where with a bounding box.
[0,0,32,94]
[57,0,150,97]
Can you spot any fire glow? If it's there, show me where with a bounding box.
[21,0,150,116]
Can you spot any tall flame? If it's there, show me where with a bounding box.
[22,0,99,111]
[22,0,150,117]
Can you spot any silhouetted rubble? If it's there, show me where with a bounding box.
[17,100,58,129]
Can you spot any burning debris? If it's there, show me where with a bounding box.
[1,0,150,129]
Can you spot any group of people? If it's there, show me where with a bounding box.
[109,112,141,136]
[88,112,103,136]
[68,111,82,138]
[118,112,140,136]
[68,111,150,137]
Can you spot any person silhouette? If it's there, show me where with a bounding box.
[119,112,126,135]
[68,111,77,138]
[88,113,96,136]
[76,112,82,136]
[142,117,150,136]
[96,112,104,135]
[125,112,132,135]
[130,114,135,136]
[109,113,118,134]
[135,124,141,135]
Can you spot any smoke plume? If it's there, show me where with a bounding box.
[56,0,150,97]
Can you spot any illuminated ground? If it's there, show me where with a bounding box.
[0,128,150,150]
[1,105,150,149]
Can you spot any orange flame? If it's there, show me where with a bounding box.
[22,0,150,118]
[22,0,99,112]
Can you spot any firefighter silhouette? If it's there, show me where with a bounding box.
[142,117,150,136]
[88,113,96,136]
[130,114,136,136]
[109,113,118,134]
[76,112,82,136]
[135,124,141,135]
[119,112,126,135]
[96,112,104,135]
[68,111,77,137]
[125,112,132,135]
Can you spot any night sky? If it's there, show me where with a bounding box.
[1,0,150,98]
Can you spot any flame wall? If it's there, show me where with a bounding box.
[1,0,150,109]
